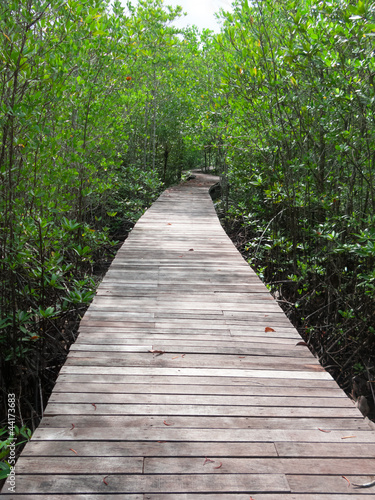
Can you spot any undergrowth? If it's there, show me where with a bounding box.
[219,207,375,422]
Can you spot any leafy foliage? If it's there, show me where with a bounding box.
[215,0,375,405]
[0,0,214,444]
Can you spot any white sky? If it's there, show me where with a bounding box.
[164,0,233,32]
[122,1,234,33]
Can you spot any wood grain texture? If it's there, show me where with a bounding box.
[2,172,373,497]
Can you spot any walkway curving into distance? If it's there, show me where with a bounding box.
[2,172,375,498]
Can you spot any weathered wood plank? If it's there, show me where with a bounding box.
[42,403,361,417]
[31,427,375,442]
[77,326,300,337]
[64,352,325,371]
[69,344,314,358]
[88,300,282,313]
[21,440,278,457]
[58,365,333,383]
[59,365,333,379]
[143,457,375,475]
[3,494,374,500]
[3,474,291,494]
[39,415,369,430]
[52,382,347,398]
[56,373,340,388]
[98,283,271,293]
[275,441,375,457]
[78,326,233,335]
[48,392,355,408]
[57,495,372,500]
[287,474,375,494]
[0,496,144,500]
[16,456,143,474]
[73,336,312,346]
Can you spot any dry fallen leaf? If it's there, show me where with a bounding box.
[304,364,324,371]
[265,327,275,332]
[189,248,194,251]
[342,475,351,487]
[296,341,308,347]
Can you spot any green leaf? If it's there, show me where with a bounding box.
[0,462,11,480]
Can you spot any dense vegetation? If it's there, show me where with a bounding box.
[1,0,375,477]
[215,0,375,415]
[0,0,218,475]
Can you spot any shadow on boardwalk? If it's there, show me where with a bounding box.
[2,173,375,498]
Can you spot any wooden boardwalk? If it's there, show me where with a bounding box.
[3,172,375,498]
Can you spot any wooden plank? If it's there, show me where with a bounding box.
[70,344,314,358]
[42,403,361,418]
[39,415,369,430]
[52,382,347,398]
[71,345,154,352]
[3,474,291,494]
[48,392,355,408]
[56,373,340,388]
[78,327,233,335]
[111,495,375,500]
[32,427,375,442]
[60,365,332,380]
[276,441,375,458]
[143,457,375,475]
[89,300,282,313]
[95,292,274,301]
[60,365,333,379]
[99,283,270,293]
[287,474,375,494]
[16,456,143,474]
[0,496,143,500]
[0,496,370,500]
[74,335,311,346]
[77,325,301,336]
[64,352,324,370]
[78,320,157,329]
[21,440,278,457]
